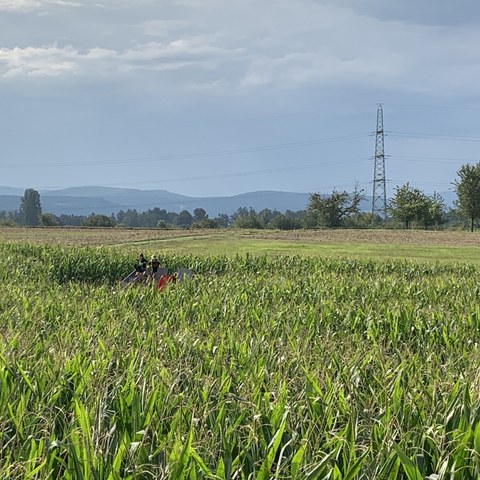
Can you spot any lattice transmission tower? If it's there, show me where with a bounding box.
[371,104,387,220]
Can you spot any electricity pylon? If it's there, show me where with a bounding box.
[371,104,387,220]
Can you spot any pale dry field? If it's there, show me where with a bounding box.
[0,227,211,246]
[251,229,480,246]
[1,226,479,248]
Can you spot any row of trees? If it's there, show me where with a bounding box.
[0,188,446,230]
[0,194,306,230]
[306,184,449,229]
[386,163,480,231]
[4,161,480,230]
[306,162,480,230]
[387,185,446,229]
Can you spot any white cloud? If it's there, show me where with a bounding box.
[0,38,244,79]
[0,45,79,76]
[0,0,42,10]
[1,0,480,97]
[227,2,480,95]
[0,0,81,10]
[1,0,480,198]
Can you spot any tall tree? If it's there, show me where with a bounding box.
[19,188,42,226]
[388,183,427,229]
[308,187,364,228]
[454,162,480,232]
[214,213,231,227]
[193,208,208,223]
[176,210,193,228]
[425,192,446,230]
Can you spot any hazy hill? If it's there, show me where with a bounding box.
[0,187,312,216]
[0,186,24,196]
[0,195,23,211]
[0,186,457,217]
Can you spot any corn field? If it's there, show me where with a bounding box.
[2,242,480,479]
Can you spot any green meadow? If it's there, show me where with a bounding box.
[1,230,480,478]
[138,233,480,264]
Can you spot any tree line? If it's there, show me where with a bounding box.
[0,194,306,230]
[3,162,480,230]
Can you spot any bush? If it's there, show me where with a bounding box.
[81,214,116,227]
[269,215,302,230]
[234,216,263,229]
[193,219,219,229]
[0,219,17,227]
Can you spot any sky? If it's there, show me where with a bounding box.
[1,0,480,198]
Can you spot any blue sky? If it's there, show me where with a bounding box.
[1,0,480,197]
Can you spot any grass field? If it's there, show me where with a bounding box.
[1,228,480,478]
[1,227,480,263]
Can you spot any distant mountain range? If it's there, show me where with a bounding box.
[0,186,457,217]
[0,186,312,217]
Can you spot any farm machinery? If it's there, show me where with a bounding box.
[121,267,192,290]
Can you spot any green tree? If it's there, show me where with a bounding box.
[41,213,61,226]
[118,209,140,227]
[231,207,250,221]
[213,213,231,227]
[388,183,428,229]
[193,208,208,223]
[19,188,42,226]
[82,214,116,227]
[234,215,263,229]
[141,208,164,227]
[307,187,364,228]
[454,162,480,231]
[424,192,446,230]
[176,210,193,228]
[303,208,321,228]
[343,212,383,229]
[0,218,17,227]
[269,214,301,230]
[257,208,280,227]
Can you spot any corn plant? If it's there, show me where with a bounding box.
[1,242,480,478]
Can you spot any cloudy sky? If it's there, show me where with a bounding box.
[1,0,480,197]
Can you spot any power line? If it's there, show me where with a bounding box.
[131,158,369,184]
[394,155,480,164]
[390,132,480,142]
[0,133,368,169]
[388,179,454,187]
[38,157,371,190]
[385,102,480,111]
